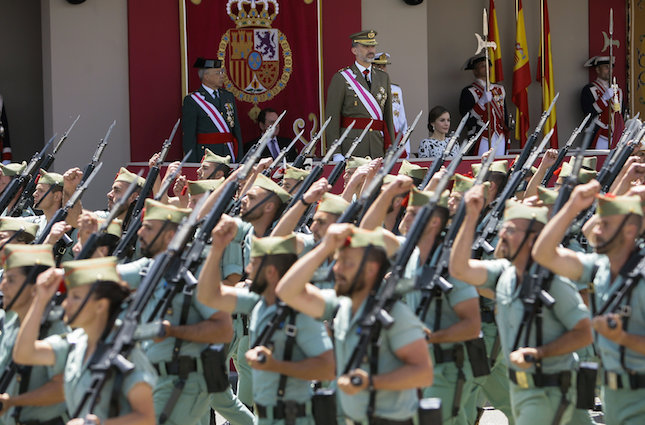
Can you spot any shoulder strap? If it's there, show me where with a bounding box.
[276,308,298,400]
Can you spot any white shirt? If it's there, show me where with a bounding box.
[354,62,372,83]
[202,84,218,98]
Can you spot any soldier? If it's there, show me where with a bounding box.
[116,199,243,425]
[13,257,157,425]
[0,217,39,247]
[71,214,123,258]
[372,52,409,157]
[533,182,645,424]
[0,162,25,211]
[325,30,395,159]
[28,170,65,239]
[581,56,623,149]
[182,58,243,163]
[276,224,433,424]
[281,165,308,194]
[197,228,335,425]
[0,244,69,425]
[449,187,592,425]
[361,177,481,425]
[102,167,146,227]
[244,108,297,162]
[197,149,231,180]
[459,54,508,156]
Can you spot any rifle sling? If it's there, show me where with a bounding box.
[276,308,297,401]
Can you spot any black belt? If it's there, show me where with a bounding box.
[256,402,306,419]
[509,369,571,388]
[153,357,198,376]
[481,309,495,323]
[433,345,463,364]
[604,371,645,390]
[18,417,66,425]
[349,418,414,425]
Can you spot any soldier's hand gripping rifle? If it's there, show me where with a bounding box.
[597,254,645,329]
[144,130,273,324]
[76,171,144,260]
[415,133,498,322]
[294,122,372,232]
[125,119,181,230]
[35,163,103,244]
[473,129,553,256]
[597,121,645,192]
[292,117,332,169]
[80,121,115,185]
[10,116,80,216]
[419,112,470,190]
[112,151,191,260]
[337,111,423,225]
[541,114,591,186]
[71,192,211,420]
[0,134,57,215]
[283,121,356,213]
[262,129,305,177]
[343,150,461,387]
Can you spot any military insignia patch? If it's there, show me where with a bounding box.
[218,0,292,111]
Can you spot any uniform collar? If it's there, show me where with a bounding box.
[594,78,610,89]
[201,84,216,98]
[354,61,372,75]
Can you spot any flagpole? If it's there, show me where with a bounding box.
[541,0,546,137]
[484,8,492,150]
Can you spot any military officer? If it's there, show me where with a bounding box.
[13,257,157,425]
[198,228,335,425]
[533,182,645,424]
[325,30,395,159]
[581,56,624,149]
[450,188,592,425]
[372,52,409,157]
[182,58,243,163]
[459,54,509,156]
[0,244,69,425]
[276,225,433,424]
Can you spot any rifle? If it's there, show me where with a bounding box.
[342,137,464,386]
[81,121,115,185]
[262,129,305,177]
[10,116,80,216]
[0,134,56,215]
[339,111,424,225]
[252,301,294,364]
[283,121,355,213]
[510,94,559,176]
[112,151,191,260]
[224,111,287,215]
[35,163,103,244]
[72,192,212,420]
[415,133,499,322]
[76,171,144,260]
[598,253,645,329]
[294,122,373,232]
[541,114,591,186]
[144,128,274,324]
[125,119,181,231]
[473,129,553,255]
[598,122,645,192]
[292,116,331,169]
[419,112,470,190]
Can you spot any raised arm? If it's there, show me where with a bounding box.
[271,178,330,236]
[195,215,241,312]
[532,181,600,281]
[276,223,354,319]
[449,185,491,286]
[13,268,61,366]
[360,175,412,230]
[524,149,558,198]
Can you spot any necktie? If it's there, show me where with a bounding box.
[269,137,279,158]
[362,69,371,90]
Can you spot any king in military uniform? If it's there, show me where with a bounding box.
[325,30,395,159]
[182,58,243,163]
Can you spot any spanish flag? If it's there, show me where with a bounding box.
[536,0,559,148]
[512,0,531,146]
[488,0,503,82]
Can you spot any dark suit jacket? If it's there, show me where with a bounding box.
[243,135,298,162]
[182,85,243,163]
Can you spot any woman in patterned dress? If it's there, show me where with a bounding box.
[417,106,459,158]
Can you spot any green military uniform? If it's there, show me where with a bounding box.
[480,260,590,425]
[182,58,243,163]
[299,234,334,290]
[320,290,424,423]
[46,328,157,421]
[234,289,332,425]
[325,30,395,158]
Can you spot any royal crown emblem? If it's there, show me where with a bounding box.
[219,0,292,117]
